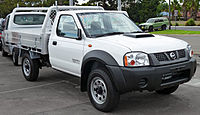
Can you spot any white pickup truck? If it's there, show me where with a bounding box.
[2,6,197,112]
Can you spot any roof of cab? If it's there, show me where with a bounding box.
[58,10,128,16]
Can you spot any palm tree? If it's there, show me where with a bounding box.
[180,0,200,20]
[171,0,181,20]
[190,0,200,20]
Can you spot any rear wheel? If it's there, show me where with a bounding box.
[156,85,179,95]
[22,53,39,81]
[2,48,8,57]
[0,40,2,51]
[12,48,19,66]
[87,68,120,112]
[162,25,167,30]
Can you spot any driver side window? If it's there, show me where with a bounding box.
[57,15,78,39]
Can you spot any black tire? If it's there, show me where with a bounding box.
[0,40,2,51]
[2,48,8,57]
[87,68,120,112]
[148,26,153,32]
[12,48,19,66]
[156,85,179,95]
[162,25,166,30]
[22,53,39,81]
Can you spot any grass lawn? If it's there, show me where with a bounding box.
[150,30,200,34]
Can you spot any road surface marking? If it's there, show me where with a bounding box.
[0,80,66,94]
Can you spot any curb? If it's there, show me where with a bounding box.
[171,26,200,28]
[157,34,200,36]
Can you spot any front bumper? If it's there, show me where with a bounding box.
[107,58,197,94]
[139,25,148,31]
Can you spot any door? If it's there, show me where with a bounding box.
[49,15,84,76]
[153,19,160,29]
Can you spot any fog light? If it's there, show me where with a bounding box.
[138,78,148,88]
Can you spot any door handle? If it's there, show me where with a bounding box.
[52,41,57,46]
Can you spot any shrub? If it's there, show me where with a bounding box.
[185,18,196,26]
[197,23,200,26]
[135,22,139,26]
[175,22,179,26]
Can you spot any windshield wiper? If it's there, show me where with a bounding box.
[92,32,124,38]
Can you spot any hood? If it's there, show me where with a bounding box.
[98,33,188,54]
[139,23,153,26]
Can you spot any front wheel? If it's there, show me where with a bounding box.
[22,53,39,81]
[148,26,153,32]
[156,85,179,95]
[87,68,120,112]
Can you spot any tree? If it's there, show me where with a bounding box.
[0,0,60,18]
[170,0,181,20]
[127,0,161,23]
[83,0,162,23]
[157,1,169,13]
[180,0,200,20]
[190,0,200,20]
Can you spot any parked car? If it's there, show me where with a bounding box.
[0,18,5,51]
[139,17,169,32]
[4,6,196,112]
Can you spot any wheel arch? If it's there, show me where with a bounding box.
[162,24,167,26]
[80,50,121,92]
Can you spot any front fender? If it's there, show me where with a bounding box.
[81,50,127,93]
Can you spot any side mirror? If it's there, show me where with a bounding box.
[76,29,82,40]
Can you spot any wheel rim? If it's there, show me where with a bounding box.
[90,77,107,104]
[23,58,31,76]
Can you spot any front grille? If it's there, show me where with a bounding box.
[154,49,186,62]
[154,53,169,61]
[178,49,186,58]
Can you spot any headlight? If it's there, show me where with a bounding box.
[124,52,150,67]
[187,45,193,58]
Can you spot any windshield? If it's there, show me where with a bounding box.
[146,19,154,23]
[77,12,142,38]
[14,14,45,25]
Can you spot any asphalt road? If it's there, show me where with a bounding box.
[0,35,200,115]
[171,26,200,31]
